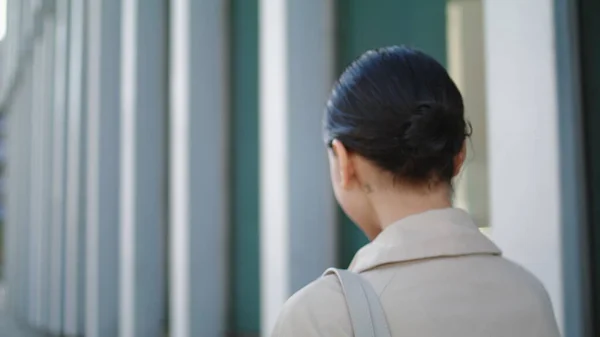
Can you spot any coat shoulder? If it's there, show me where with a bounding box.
[271,275,352,336]
[496,258,562,335]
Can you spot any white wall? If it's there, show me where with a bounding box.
[484,0,563,331]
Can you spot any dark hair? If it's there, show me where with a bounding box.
[324,45,471,185]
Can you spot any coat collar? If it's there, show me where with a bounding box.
[348,208,502,273]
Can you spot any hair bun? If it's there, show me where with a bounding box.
[402,102,466,156]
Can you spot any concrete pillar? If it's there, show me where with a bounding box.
[3,0,23,317]
[64,0,87,334]
[29,15,54,328]
[16,52,33,326]
[120,0,168,336]
[39,15,56,331]
[259,0,336,335]
[85,0,122,336]
[28,16,45,330]
[446,0,489,227]
[48,0,70,333]
[4,91,17,316]
[483,0,563,331]
[168,0,229,336]
[29,37,40,325]
[7,0,32,324]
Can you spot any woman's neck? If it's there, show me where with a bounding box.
[369,184,453,231]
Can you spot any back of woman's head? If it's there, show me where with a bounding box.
[324,46,470,186]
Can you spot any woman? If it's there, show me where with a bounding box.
[271,46,560,336]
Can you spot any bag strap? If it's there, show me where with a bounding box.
[324,268,392,337]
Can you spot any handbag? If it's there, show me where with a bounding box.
[323,268,392,337]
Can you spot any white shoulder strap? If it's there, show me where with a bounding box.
[324,268,392,337]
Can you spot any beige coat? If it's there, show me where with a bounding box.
[272,208,561,337]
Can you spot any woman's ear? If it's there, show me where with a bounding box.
[331,139,353,189]
[453,141,467,177]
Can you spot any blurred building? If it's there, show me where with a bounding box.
[0,0,597,337]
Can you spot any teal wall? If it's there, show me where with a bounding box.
[335,0,448,267]
[230,0,260,334]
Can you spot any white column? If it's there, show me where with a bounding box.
[29,15,54,328]
[64,0,87,334]
[169,1,229,336]
[10,69,22,320]
[120,0,167,336]
[259,0,336,335]
[483,0,563,331]
[2,0,16,86]
[16,56,34,325]
[446,0,489,227]
[39,16,56,331]
[28,31,44,327]
[49,0,70,333]
[10,0,32,323]
[4,94,17,316]
[85,0,121,336]
[3,0,23,316]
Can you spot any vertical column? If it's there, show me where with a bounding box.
[10,0,31,323]
[8,68,22,320]
[2,0,12,312]
[4,0,22,316]
[120,0,167,336]
[446,0,489,227]
[29,11,56,328]
[64,0,87,334]
[29,29,46,327]
[85,0,121,336]
[259,0,336,335]
[4,96,17,315]
[169,1,229,336]
[40,15,56,331]
[483,0,563,331]
[556,0,593,335]
[7,79,18,317]
[2,0,13,84]
[16,52,33,325]
[49,0,70,333]
[3,71,15,319]
[27,5,41,325]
